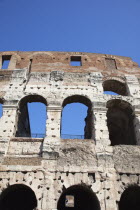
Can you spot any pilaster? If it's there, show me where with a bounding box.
[126,75,140,97]
[93,101,110,146]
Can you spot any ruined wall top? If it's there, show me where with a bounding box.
[0,51,140,77]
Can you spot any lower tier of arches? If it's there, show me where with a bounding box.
[0,171,139,210]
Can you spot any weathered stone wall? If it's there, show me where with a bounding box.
[0,51,140,209]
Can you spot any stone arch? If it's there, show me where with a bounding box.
[0,184,37,210]
[106,99,136,145]
[18,94,47,108]
[61,95,93,139]
[16,94,47,137]
[119,184,140,210]
[103,78,128,95]
[62,95,92,108]
[57,184,100,210]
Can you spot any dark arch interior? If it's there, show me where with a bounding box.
[57,184,100,210]
[103,80,127,96]
[61,95,92,139]
[19,95,47,109]
[107,100,136,145]
[16,95,47,138]
[119,184,140,210]
[62,95,92,108]
[0,184,37,210]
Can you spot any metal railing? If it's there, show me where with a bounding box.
[31,133,46,138]
[17,133,85,139]
[61,134,84,139]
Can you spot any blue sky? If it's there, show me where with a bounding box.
[0,0,139,137]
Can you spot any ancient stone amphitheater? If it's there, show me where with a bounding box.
[0,51,140,210]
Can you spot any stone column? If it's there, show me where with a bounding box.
[8,55,17,69]
[93,102,110,146]
[133,109,140,145]
[126,75,140,97]
[46,105,62,139]
[0,104,18,138]
[42,105,62,159]
[0,56,2,69]
[89,72,103,94]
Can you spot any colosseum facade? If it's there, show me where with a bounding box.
[0,51,140,210]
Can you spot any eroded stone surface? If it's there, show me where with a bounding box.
[0,51,140,209]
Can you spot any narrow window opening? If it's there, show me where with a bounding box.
[105,58,117,69]
[29,59,33,74]
[1,55,11,69]
[70,56,82,66]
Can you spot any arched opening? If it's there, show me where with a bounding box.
[57,184,100,210]
[119,184,140,210]
[103,80,127,96]
[0,99,3,118]
[61,95,92,139]
[106,99,136,145]
[16,95,47,138]
[0,184,37,210]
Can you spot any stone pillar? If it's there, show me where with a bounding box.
[0,55,2,69]
[94,102,110,146]
[85,106,94,139]
[133,109,140,145]
[42,105,62,159]
[126,75,140,97]
[89,72,103,94]
[46,105,62,139]
[8,55,17,69]
[0,104,18,138]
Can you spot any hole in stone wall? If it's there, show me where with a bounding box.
[88,173,96,183]
[119,184,140,210]
[61,95,92,139]
[0,184,37,210]
[28,59,33,74]
[57,184,100,210]
[70,56,82,66]
[1,55,11,69]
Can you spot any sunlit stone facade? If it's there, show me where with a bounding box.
[0,51,140,209]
